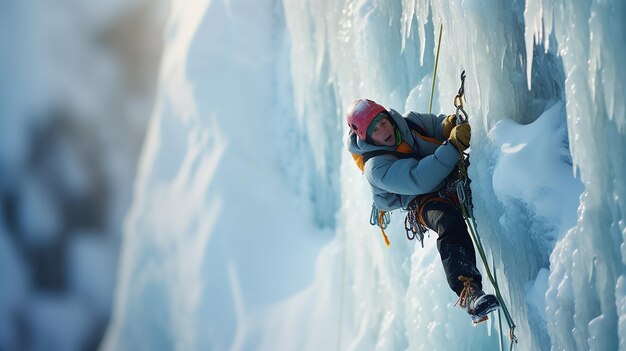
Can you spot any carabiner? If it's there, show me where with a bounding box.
[370,203,390,229]
[369,204,379,226]
[455,104,469,124]
[456,180,467,204]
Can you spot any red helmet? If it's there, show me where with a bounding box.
[346,99,387,140]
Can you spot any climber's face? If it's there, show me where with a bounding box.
[370,117,395,146]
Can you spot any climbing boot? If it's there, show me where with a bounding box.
[456,276,500,325]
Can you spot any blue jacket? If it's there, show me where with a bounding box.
[347,109,461,211]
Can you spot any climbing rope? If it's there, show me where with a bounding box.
[452,71,518,348]
[428,23,444,114]
[459,192,518,348]
[493,256,505,351]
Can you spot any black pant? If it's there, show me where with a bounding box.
[420,200,482,296]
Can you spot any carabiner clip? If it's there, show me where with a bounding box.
[455,104,469,124]
[369,203,390,229]
[456,180,467,204]
[369,204,378,226]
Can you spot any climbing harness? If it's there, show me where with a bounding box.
[451,71,519,349]
[404,178,459,248]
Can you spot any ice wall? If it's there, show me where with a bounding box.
[103,0,625,350]
[284,0,545,349]
[285,0,624,350]
[525,1,626,349]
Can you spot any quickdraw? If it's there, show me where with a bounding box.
[454,70,469,125]
[404,203,428,247]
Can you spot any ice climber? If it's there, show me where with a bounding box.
[346,98,500,323]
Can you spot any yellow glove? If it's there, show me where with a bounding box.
[449,123,471,152]
[442,114,457,139]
